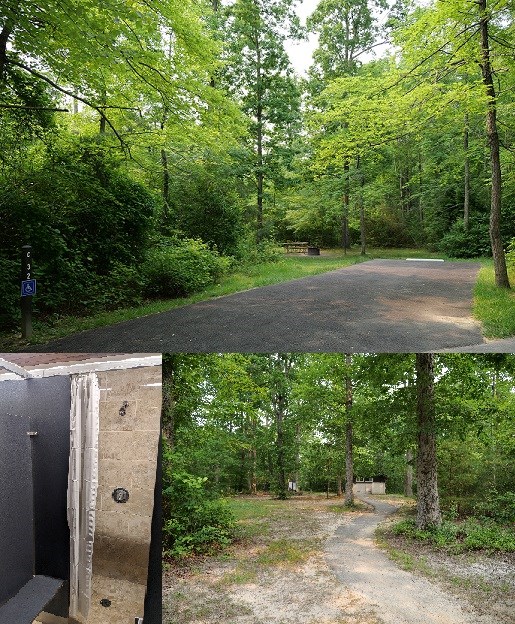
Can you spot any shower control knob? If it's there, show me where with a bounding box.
[112,487,129,503]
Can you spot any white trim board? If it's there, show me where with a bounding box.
[0,355,161,380]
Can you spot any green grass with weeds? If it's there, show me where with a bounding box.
[375,528,435,575]
[256,538,316,567]
[1,246,452,348]
[330,500,371,513]
[228,498,279,540]
[228,497,280,521]
[473,263,515,338]
[166,589,252,624]
[390,517,515,553]
[217,565,258,586]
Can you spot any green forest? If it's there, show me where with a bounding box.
[163,353,515,559]
[1,0,515,336]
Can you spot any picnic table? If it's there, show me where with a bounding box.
[282,242,309,253]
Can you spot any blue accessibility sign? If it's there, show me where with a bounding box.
[21,279,37,297]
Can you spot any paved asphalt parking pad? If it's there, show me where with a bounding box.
[32,259,487,353]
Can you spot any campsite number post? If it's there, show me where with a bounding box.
[20,245,36,339]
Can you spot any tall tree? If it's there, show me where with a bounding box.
[415,353,442,529]
[307,0,386,86]
[478,0,509,287]
[221,0,302,241]
[307,0,386,250]
[344,354,354,505]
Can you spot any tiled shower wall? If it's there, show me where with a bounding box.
[86,365,161,624]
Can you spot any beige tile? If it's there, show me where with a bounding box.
[96,372,108,401]
[130,461,157,490]
[133,400,160,432]
[127,514,152,541]
[97,430,158,462]
[95,510,129,538]
[130,431,160,462]
[86,574,146,624]
[99,486,154,517]
[98,431,134,461]
[97,459,131,490]
[105,367,161,400]
[92,536,150,585]
[99,400,138,432]
[135,387,162,420]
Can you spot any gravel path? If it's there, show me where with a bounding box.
[325,496,494,624]
[166,496,509,624]
[31,259,483,352]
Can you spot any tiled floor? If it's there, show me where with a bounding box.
[80,574,146,624]
[32,574,145,624]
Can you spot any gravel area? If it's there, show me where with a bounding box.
[164,495,513,624]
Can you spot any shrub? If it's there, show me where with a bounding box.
[506,238,515,269]
[163,472,236,557]
[0,258,19,330]
[235,234,282,265]
[391,516,515,552]
[474,491,515,524]
[142,238,231,298]
[439,216,491,258]
[0,136,156,326]
[169,163,244,256]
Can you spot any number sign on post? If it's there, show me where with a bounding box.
[20,245,35,339]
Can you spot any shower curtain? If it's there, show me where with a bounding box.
[67,373,100,619]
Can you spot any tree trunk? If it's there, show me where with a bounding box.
[344,421,353,504]
[209,0,219,88]
[337,474,342,497]
[99,88,107,134]
[357,155,366,255]
[0,18,14,83]
[344,354,354,505]
[256,38,264,243]
[463,114,470,231]
[418,150,424,223]
[161,149,170,220]
[415,353,441,529]
[479,0,510,288]
[342,160,350,252]
[239,448,247,493]
[275,391,287,499]
[72,91,79,115]
[251,447,257,494]
[404,448,413,497]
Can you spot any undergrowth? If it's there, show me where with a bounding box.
[391,517,515,553]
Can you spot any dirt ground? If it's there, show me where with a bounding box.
[163,494,514,624]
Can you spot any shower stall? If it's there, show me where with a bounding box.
[0,354,161,624]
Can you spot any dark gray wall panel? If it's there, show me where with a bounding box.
[0,376,70,615]
[28,377,71,582]
[0,412,34,606]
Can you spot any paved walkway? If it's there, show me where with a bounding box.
[33,259,484,353]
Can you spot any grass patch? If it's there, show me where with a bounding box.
[217,565,258,586]
[330,500,371,513]
[165,588,251,624]
[375,527,435,575]
[473,263,515,338]
[1,246,450,348]
[228,497,279,521]
[256,538,316,567]
[227,497,280,541]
